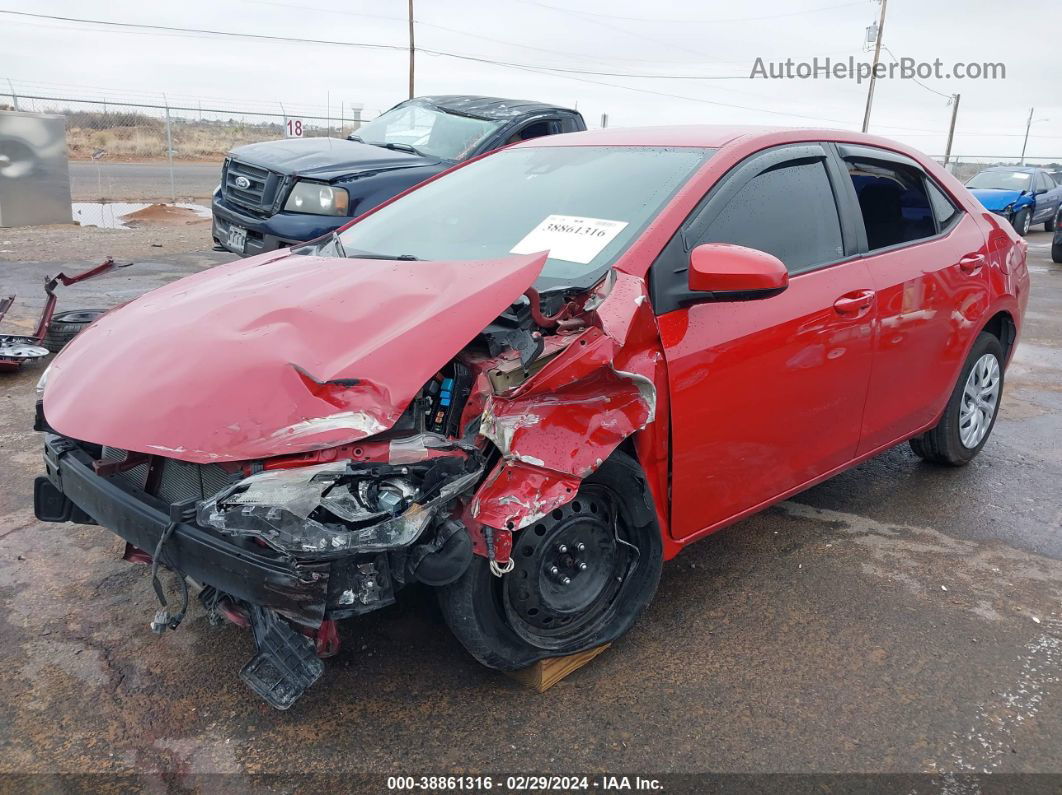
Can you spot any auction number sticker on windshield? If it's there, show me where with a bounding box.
[510,215,628,264]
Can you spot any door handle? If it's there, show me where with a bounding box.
[833,289,875,317]
[958,254,986,274]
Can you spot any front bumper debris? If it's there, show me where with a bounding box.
[34,434,416,708]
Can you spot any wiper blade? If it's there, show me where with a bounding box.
[346,249,419,261]
[375,141,423,156]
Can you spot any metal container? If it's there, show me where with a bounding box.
[0,111,73,227]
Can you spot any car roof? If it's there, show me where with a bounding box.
[413,95,577,120]
[513,125,937,155]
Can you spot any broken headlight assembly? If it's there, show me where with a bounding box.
[197,458,481,557]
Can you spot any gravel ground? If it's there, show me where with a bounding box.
[0,231,1060,785]
[0,216,215,264]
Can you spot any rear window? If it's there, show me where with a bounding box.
[846,159,935,251]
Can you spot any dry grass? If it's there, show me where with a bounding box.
[64,112,288,161]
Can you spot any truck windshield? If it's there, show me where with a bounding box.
[966,170,1033,191]
[337,146,713,289]
[354,103,504,161]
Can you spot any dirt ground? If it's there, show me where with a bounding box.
[1,231,1061,785]
[0,212,215,264]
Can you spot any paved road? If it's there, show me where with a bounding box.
[69,160,221,202]
[1,234,1061,783]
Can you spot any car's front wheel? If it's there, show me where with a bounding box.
[910,332,1004,466]
[1012,207,1031,236]
[439,451,663,670]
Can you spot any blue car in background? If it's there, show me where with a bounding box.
[211,95,586,257]
[966,165,1062,236]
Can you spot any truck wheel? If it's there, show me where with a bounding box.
[438,451,663,671]
[43,309,105,353]
[910,332,1004,466]
[1011,208,1031,236]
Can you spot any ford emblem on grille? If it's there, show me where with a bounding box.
[234,175,251,189]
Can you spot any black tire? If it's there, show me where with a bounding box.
[1053,239,1062,264]
[42,309,106,354]
[1011,208,1031,236]
[910,332,1004,466]
[438,451,663,671]
[1046,211,1057,233]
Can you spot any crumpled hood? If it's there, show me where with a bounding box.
[229,137,442,180]
[969,188,1027,212]
[44,251,546,463]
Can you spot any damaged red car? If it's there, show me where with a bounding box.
[33,126,1029,709]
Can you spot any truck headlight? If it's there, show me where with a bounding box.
[284,181,350,216]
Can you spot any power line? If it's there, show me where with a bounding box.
[512,0,865,25]
[881,46,953,99]
[0,9,748,80]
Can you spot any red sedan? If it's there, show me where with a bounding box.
[34,126,1029,708]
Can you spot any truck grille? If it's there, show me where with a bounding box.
[101,446,235,503]
[222,158,287,215]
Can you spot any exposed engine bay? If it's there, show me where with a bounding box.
[35,251,664,708]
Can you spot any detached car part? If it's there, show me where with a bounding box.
[0,257,128,371]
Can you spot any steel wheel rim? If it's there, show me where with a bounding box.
[501,486,635,649]
[959,353,1001,448]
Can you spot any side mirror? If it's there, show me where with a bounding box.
[688,243,789,300]
[1035,188,1047,196]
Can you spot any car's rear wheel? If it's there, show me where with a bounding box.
[43,309,106,353]
[910,332,1004,466]
[438,451,663,671]
[1052,238,1062,264]
[1012,207,1031,236]
[1046,208,1057,232]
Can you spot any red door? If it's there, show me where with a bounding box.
[831,147,992,454]
[652,145,877,542]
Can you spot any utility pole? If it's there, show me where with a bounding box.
[861,0,888,133]
[1020,106,1034,165]
[943,93,960,168]
[408,0,415,99]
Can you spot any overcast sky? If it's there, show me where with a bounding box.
[2,0,1060,160]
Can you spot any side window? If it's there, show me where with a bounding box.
[506,120,558,145]
[695,159,844,275]
[926,179,960,231]
[559,115,583,133]
[845,158,935,250]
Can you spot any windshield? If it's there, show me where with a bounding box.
[337,146,712,289]
[353,102,504,161]
[966,170,1033,192]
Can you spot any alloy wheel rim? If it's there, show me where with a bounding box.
[959,353,1001,449]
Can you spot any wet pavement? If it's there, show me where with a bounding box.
[1,234,1060,779]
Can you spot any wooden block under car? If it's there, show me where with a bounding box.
[505,644,611,693]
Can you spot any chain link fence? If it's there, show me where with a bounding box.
[3,93,376,160]
[3,89,1060,203]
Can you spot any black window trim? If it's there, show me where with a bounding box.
[649,142,859,316]
[830,142,966,258]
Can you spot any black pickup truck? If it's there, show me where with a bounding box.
[211,95,587,257]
